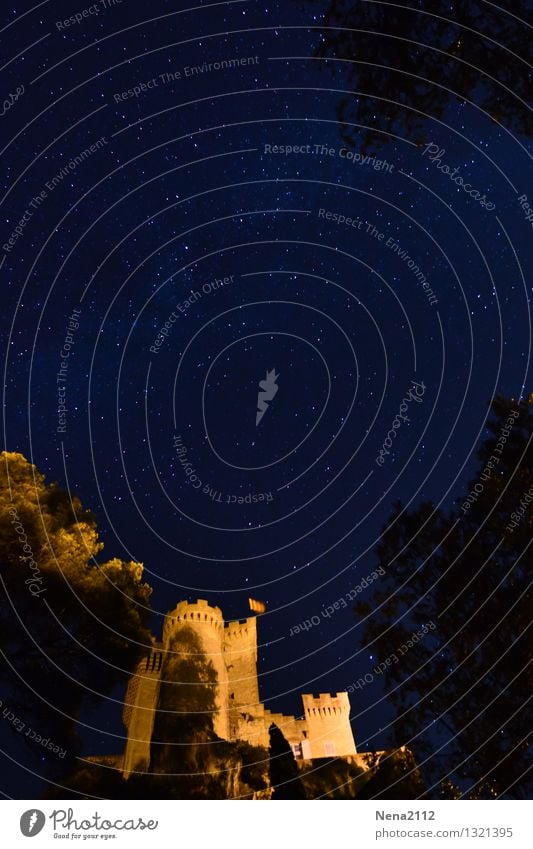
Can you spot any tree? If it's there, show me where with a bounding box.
[149,625,221,794]
[303,0,532,151]
[0,451,152,769]
[354,396,532,798]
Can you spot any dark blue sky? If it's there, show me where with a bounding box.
[1,0,532,795]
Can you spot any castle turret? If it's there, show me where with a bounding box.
[122,644,163,778]
[301,692,357,758]
[163,599,230,740]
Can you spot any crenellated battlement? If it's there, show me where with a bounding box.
[168,598,224,623]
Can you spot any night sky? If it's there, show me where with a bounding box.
[1,0,532,795]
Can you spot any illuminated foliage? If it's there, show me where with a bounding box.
[0,452,152,764]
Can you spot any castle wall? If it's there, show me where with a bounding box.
[163,599,230,740]
[227,701,270,749]
[122,645,163,778]
[224,617,262,741]
[301,692,357,759]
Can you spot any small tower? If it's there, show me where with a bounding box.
[122,644,164,778]
[163,599,230,740]
[301,692,357,758]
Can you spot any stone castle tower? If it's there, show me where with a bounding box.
[122,599,358,778]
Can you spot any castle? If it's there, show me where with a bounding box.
[122,599,362,778]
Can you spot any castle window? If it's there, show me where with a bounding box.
[324,742,336,756]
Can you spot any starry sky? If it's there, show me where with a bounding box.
[1,0,532,794]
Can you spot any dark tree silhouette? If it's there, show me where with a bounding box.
[301,0,532,151]
[354,396,533,798]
